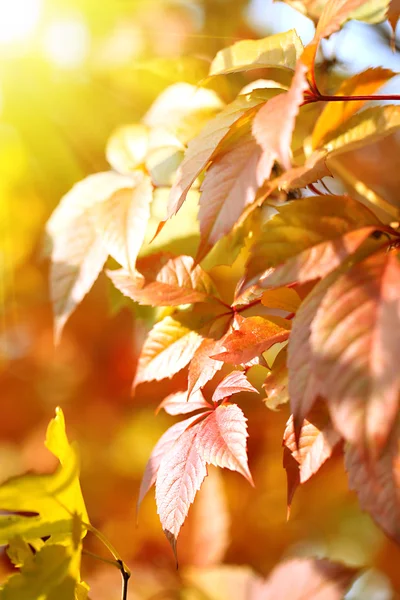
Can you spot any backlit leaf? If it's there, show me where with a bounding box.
[0,408,87,545]
[252,61,309,173]
[167,89,280,219]
[156,421,208,552]
[106,124,150,173]
[312,68,395,149]
[311,251,400,456]
[188,338,225,399]
[263,348,289,410]
[209,30,303,77]
[108,254,219,306]
[196,136,263,262]
[157,390,212,416]
[261,287,301,313]
[196,404,253,484]
[242,195,382,291]
[95,173,153,272]
[212,371,258,402]
[133,315,203,389]
[212,316,291,365]
[138,413,203,510]
[345,433,400,543]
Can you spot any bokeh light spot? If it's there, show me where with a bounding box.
[43,17,90,68]
[0,0,42,44]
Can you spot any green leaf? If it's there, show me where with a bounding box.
[208,30,303,77]
[0,408,88,545]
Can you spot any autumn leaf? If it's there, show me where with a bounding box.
[107,254,220,306]
[157,390,212,416]
[138,413,205,510]
[211,370,258,402]
[167,89,280,219]
[208,30,303,77]
[252,61,309,174]
[312,68,395,148]
[46,172,134,342]
[345,433,400,544]
[155,421,208,553]
[310,251,400,456]
[212,316,290,365]
[106,124,150,174]
[196,404,253,485]
[241,194,383,292]
[95,173,153,273]
[263,348,289,410]
[188,338,225,399]
[196,136,263,262]
[260,287,301,313]
[133,315,203,389]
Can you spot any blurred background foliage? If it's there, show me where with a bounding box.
[1,0,400,597]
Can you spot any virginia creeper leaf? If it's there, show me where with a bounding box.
[196,404,253,485]
[212,316,291,365]
[157,390,212,416]
[138,413,204,510]
[241,194,382,291]
[311,251,400,456]
[107,254,219,306]
[106,124,150,173]
[0,408,88,545]
[188,338,225,399]
[212,370,258,402]
[312,68,396,149]
[260,287,302,313]
[263,348,289,410]
[155,422,208,553]
[345,434,400,543]
[208,30,303,77]
[133,315,203,389]
[252,61,309,173]
[196,136,263,262]
[95,173,153,272]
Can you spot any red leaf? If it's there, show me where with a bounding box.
[212,316,290,365]
[196,404,253,485]
[196,136,263,262]
[345,433,400,544]
[283,414,341,485]
[107,254,219,306]
[167,92,269,219]
[157,390,212,416]
[155,421,208,553]
[138,414,203,511]
[188,338,225,398]
[311,251,400,456]
[212,370,258,403]
[252,60,308,174]
[254,558,358,599]
[282,446,300,521]
[133,315,203,390]
[288,270,342,437]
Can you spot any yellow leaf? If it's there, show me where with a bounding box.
[209,30,303,77]
[106,124,150,174]
[261,288,302,313]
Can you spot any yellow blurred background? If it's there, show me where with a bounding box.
[1,1,400,597]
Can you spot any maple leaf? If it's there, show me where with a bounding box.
[345,432,400,544]
[196,136,263,262]
[138,413,204,511]
[196,404,253,485]
[107,254,219,306]
[310,251,400,457]
[155,421,208,554]
[133,315,203,390]
[188,338,225,399]
[157,390,212,416]
[252,60,309,174]
[212,316,290,365]
[211,370,258,403]
[241,194,383,292]
[208,30,303,77]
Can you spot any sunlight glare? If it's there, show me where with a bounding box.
[0,0,42,44]
[43,18,90,68]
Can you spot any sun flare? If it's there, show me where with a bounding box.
[0,0,42,44]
